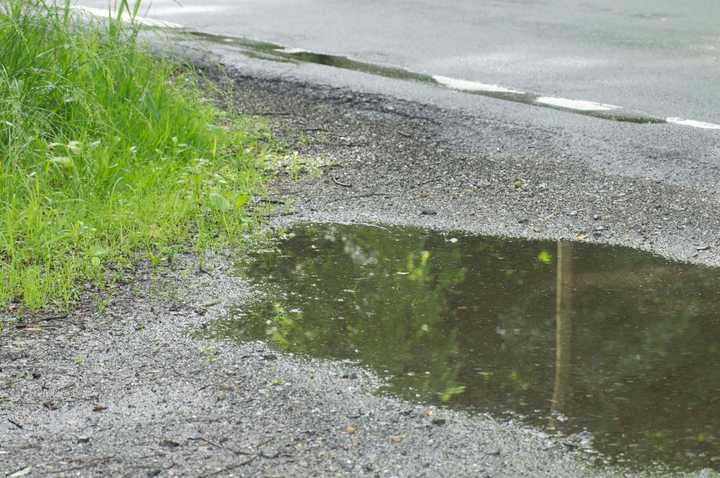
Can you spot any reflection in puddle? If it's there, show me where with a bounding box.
[200,224,720,472]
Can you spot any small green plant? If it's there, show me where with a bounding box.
[96,296,111,314]
[270,151,333,180]
[201,345,218,364]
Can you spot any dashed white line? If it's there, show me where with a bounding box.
[71,6,183,29]
[433,75,525,95]
[535,96,621,112]
[666,117,720,130]
[281,48,312,55]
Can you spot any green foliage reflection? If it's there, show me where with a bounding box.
[201,224,720,473]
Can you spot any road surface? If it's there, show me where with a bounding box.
[77,0,719,124]
[74,0,720,187]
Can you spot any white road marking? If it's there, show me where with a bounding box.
[666,117,720,130]
[143,6,226,15]
[535,96,621,111]
[281,48,311,54]
[71,6,183,29]
[433,75,525,95]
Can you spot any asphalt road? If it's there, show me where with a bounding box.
[75,0,719,186]
[79,0,720,123]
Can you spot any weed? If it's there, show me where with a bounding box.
[200,345,218,364]
[270,151,334,180]
[0,0,271,310]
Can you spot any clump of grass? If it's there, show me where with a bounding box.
[0,0,269,310]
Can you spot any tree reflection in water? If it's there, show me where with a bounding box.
[200,224,720,472]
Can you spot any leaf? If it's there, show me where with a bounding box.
[537,250,553,264]
[48,156,74,169]
[208,191,232,211]
[91,247,109,258]
[67,141,82,154]
[233,193,250,210]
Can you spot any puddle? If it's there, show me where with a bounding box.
[199,223,720,472]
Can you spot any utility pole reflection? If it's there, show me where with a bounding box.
[552,240,575,413]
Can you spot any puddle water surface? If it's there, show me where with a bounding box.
[200,224,720,472]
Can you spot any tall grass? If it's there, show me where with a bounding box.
[0,0,268,310]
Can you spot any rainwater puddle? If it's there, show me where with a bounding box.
[200,223,720,473]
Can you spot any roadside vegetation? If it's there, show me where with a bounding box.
[0,0,270,310]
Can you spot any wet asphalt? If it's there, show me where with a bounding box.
[77,0,720,124]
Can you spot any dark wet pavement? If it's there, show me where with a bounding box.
[200,224,720,473]
[179,31,667,124]
[77,0,720,127]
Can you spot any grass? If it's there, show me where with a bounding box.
[0,0,271,311]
